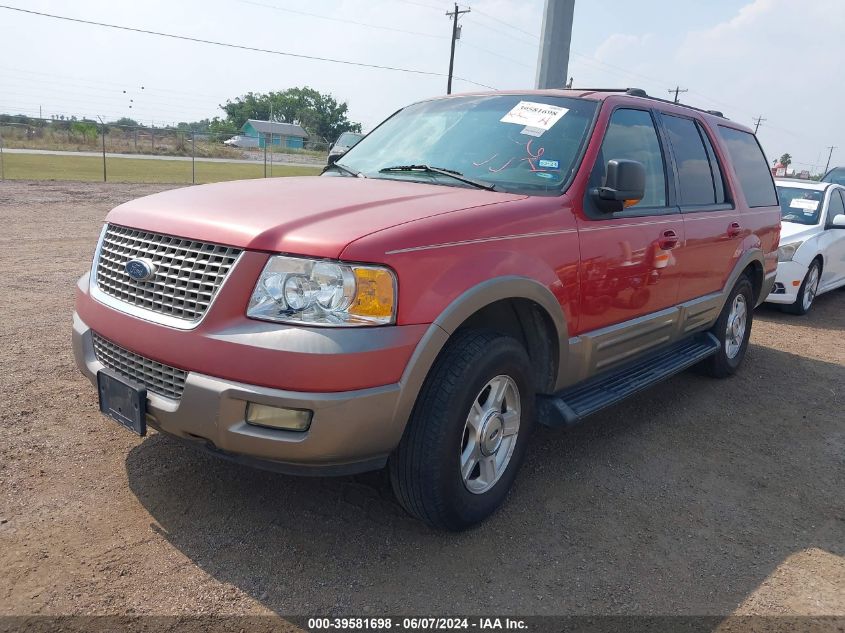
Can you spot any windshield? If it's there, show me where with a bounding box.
[777,186,824,225]
[823,167,845,185]
[336,94,598,195]
[336,132,363,147]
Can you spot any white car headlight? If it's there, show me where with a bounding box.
[777,241,803,262]
[247,256,397,326]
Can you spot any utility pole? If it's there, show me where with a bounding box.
[824,146,837,174]
[446,3,471,95]
[753,115,766,134]
[97,115,107,182]
[535,0,575,89]
[667,86,688,103]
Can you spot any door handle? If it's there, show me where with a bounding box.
[658,229,679,250]
[727,222,742,237]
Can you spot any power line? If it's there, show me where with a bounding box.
[238,0,446,39]
[0,4,495,89]
[469,7,539,40]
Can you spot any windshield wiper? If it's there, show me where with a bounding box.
[329,162,366,178]
[379,164,495,191]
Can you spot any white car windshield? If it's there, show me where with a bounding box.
[778,186,823,225]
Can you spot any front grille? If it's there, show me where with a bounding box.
[93,333,187,400]
[95,224,241,322]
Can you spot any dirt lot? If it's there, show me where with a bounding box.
[1,180,843,620]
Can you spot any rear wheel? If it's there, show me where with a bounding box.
[782,260,820,316]
[389,330,535,531]
[698,275,754,378]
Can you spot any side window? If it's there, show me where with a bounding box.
[828,189,845,221]
[662,114,715,205]
[594,108,667,209]
[718,126,778,207]
[696,122,726,204]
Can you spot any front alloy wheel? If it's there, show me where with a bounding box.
[460,375,521,494]
[390,330,535,531]
[784,261,821,315]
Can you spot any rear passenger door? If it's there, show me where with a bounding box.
[657,113,740,302]
[576,107,684,335]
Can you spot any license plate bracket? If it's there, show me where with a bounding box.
[97,368,147,436]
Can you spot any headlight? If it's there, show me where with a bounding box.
[247,256,397,326]
[777,241,803,262]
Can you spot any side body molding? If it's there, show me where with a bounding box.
[560,249,769,389]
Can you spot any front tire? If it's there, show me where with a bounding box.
[389,330,535,531]
[698,275,754,378]
[782,260,820,316]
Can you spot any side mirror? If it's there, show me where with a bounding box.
[831,213,845,228]
[591,159,646,212]
[327,148,346,165]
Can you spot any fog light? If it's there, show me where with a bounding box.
[245,403,312,431]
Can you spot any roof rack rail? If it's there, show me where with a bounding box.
[568,87,730,120]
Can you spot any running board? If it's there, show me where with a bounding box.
[537,332,720,428]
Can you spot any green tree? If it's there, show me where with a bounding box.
[221,87,361,142]
[779,153,792,167]
[70,121,98,143]
[110,117,139,127]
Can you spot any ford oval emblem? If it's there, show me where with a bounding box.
[125,258,156,282]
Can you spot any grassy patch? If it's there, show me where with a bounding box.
[0,153,321,184]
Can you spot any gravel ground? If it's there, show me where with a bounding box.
[0,180,843,620]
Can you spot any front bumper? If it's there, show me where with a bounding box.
[74,312,410,475]
[764,260,807,305]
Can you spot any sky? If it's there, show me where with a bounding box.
[0,0,842,173]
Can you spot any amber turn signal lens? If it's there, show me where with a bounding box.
[348,267,396,322]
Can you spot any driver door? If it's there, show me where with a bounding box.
[820,188,845,290]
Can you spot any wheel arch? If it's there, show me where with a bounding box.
[391,277,568,434]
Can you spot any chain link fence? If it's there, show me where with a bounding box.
[0,117,329,184]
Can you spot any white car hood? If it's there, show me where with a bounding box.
[780,221,818,243]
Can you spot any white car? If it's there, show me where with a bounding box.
[766,179,845,314]
[223,135,259,148]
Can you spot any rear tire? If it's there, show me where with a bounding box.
[698,275,754,378]
[389,330,535,531]
[782,260,820,316]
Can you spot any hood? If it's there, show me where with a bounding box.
[779,220,819,243]
[106,176,524,258]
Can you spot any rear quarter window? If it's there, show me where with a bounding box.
[718,126,778,207]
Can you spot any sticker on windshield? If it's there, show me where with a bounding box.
[500,101,569,137]
[790,198,819,211]
[538,159,560,169]
[535,172,555,179]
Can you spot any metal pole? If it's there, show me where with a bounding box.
[753,116,766,134]
[824,146,837,175]
[264,134,268,177]
[191,132,196,184]
[535,0,575,89]
[445,4,470,94]
[97,116,107,182]
[668,86,688,103]
[269,135,273,178]
[0,133,4,181]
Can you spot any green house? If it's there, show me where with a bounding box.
[241,119,309,149]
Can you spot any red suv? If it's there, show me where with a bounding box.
[73,89,780,530]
